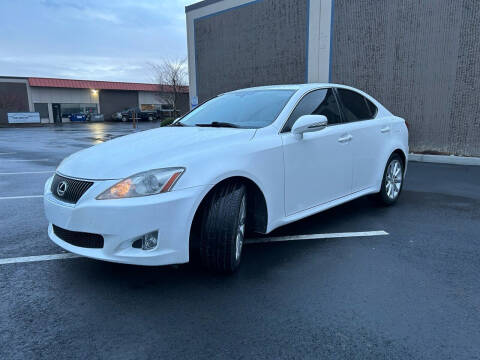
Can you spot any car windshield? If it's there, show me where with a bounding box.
[179,89,295,129]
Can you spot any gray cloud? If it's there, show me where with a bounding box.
[0,0,194,83]
[40,0,87,10]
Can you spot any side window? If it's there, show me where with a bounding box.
[336,88,376,122]
[282,89,342,132]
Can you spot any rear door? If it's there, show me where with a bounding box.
[281,88,353,216]
[335,88,384,192]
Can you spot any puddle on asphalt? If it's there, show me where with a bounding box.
[85,133,124,143]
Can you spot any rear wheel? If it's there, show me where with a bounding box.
[376,153,404,205]
[199,182,247,273]
[148,115,153,121]
[121,116,128,122]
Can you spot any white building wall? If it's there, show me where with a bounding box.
[307,0,333,83]
[30,87,99,104]
[138,91,166,106]
[30,87,99,123]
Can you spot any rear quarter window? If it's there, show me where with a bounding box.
[337,88,377,122]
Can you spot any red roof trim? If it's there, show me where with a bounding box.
[28,77,188,93]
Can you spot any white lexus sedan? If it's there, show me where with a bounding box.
[44,83,408,273]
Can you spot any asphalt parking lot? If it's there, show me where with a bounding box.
[1,123,479,360]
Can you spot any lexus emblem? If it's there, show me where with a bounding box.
[57,181,68,197]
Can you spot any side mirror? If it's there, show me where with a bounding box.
[291,115,328,139]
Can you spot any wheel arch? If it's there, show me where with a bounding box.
[375,147,408,192]
[189,176,268,254]
[392,148,407,171]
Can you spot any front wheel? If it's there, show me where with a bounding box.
[199,182,247,273]
[376,153,404,205]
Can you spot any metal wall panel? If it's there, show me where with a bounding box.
[34,103,49,119]
[176,93,190,115]
[0,82,29,124]
[330,0,480,156]
[194,0,308,102]
[99,90,139,120]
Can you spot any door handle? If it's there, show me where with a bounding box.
[338,134,353,143]
[381,126,391,133]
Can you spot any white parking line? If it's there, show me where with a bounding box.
[0,171,54,175]
[0,253,80,265]
[0,152,17,155]
[0,231,389,265]
[0,195,43,200]
[247,230,389,244]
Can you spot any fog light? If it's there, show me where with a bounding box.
[142,231,158,250]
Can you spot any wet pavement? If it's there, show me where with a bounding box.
[0,123,479,359]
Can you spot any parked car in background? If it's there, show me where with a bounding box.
[67,112,104,122]
[69,113,87,122]
[111,107,157,122]
[88,113,104,122]
[44,83,408,273]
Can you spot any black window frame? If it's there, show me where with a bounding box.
[333,88,378,123]
[364,97,378,118]
[280,87,345,133]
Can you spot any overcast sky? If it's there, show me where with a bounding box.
[0,0,194,83]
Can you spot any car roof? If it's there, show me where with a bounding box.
[224,83,389,116]
[229,83,358,93]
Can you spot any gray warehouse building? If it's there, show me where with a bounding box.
[186,0,480,157]
[0,76,189,124]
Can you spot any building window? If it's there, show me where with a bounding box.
[34,103,49,118]
[60,103,98,118]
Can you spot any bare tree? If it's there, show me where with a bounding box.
[150,58,188,119]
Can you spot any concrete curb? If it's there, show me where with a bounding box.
[409,153,480,166]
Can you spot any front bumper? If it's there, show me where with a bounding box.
[44,176,207,266]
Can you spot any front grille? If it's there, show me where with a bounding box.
[53,225,104,249]
[50,174,93,204]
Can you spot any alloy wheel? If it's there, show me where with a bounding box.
[235,195,246,261]
[385,159,403,200]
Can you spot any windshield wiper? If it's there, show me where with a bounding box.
[169,121,185,127]
[195,121,240,128]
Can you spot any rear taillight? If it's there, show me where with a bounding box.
[404,121,410,130]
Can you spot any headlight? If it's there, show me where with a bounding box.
[96,167,185,200]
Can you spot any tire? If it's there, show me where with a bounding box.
[375,153,404,205]
[148,116,153,121]
[199,182,247,273]
[121,116,128,122]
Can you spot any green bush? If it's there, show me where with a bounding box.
[160,117,175,127]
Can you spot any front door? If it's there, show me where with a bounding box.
[281,88,353,216]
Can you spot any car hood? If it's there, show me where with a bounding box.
[57,126,256,180]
